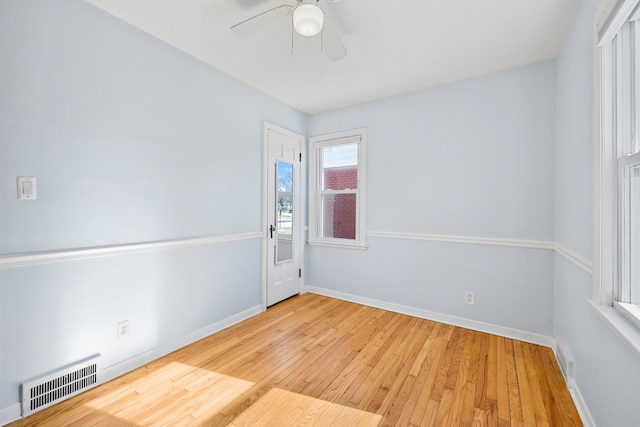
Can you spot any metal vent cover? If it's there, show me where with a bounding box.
[555,339,574,387]
[21,354,101,417]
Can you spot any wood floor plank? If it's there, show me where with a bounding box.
[419,399,439,427]
[364,317,424,414]
[316,313,406,406]
[474,333,490,409]
[496,336,511,425]
[504,339,525,426]
[458,380,477,427]
[446,328,476,425]
[513,339,537,425]
[432,387,455,426]
[428,326,460,403]
[389,322,439,426]
[373,319,435,425]
[407,335,448,426]
[533,345,583,427]
[8,294,582,427]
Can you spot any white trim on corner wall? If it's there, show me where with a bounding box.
[367,231,594,276]
[0,232,262,269]
[367,230,555,250]
[568,380,597,427]
[552,338,596,427]
[305,285,556,348]
[555,243,594,275]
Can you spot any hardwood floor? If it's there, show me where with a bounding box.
[9,293,582,426]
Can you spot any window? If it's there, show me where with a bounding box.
[595,0,640,333]
[308,128,367,249]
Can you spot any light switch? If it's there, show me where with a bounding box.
[17,176,37,200]
[22,180,33,194]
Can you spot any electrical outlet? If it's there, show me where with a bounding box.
[117,320,130,340]
[464,291,475,306]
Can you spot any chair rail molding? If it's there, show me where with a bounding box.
[0,232,262,269]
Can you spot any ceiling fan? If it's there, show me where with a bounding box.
[230,0,347,61]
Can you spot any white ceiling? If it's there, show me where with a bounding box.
[86,0,579,115]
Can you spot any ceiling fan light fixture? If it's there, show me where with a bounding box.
[293,4,324,37]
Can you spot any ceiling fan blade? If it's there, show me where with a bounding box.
[231,4,293,36]
[321,15,347,61]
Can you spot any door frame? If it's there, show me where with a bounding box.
[261,122,305,310]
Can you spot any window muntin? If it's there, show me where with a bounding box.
[309,130,367,249]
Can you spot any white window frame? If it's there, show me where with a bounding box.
[593,0,640,353]
[617,152,640,330]
[308,128,367,249]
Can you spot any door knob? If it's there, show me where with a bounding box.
[270,224,276,238]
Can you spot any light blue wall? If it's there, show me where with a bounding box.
[4,0,639,424]
[307,62,557,336]
[0,0,305,253]
[309,63,556,240]
[0,0,306,415]
[554,0,640,425]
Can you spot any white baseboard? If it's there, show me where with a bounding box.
[0,404,21,426]
[1,304,263,426]
[566,377,597,427]
[101,304,263,383]
[551,338,596,427]
[304,286,555,348]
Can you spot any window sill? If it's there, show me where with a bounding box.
[307,240,368,250]
[589,299,640,357]
[614,301,640,330]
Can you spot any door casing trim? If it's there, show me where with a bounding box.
[262,122,306,310]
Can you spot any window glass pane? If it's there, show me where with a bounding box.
[623,164,640,303]
[276,161,293,264]
[321,193,356,239]
[276,161,293,237]
[321,144,358,190]
[616,21,639,156]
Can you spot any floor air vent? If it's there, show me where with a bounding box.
[555,339,574,387]
[21,354,101,417]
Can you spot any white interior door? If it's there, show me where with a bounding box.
[264,123,303,307]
